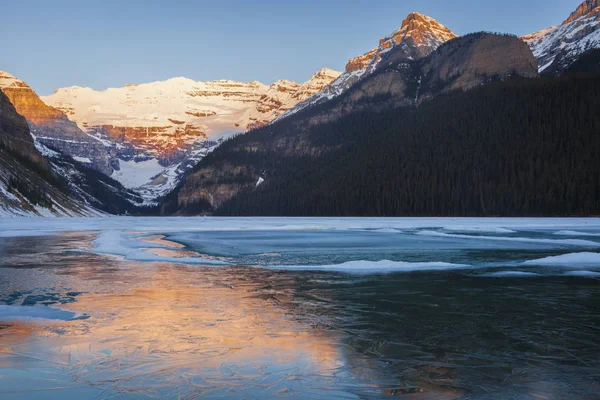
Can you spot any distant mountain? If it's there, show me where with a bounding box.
[41,69,339,200]
[164,32,542,215]
[277,12,457,120]
[524,0,600,74]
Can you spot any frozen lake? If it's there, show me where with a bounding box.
[0,217,599,398]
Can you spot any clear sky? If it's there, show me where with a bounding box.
[0,0,583,95]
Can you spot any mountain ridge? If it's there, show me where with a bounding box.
[524,0,600,74]
[276,12,457,121]
[41,68,340,201]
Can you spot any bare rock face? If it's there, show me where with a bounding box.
[419,34,539,96]
[524,0,600,74]
[346,49,379,73]
[564,0,600,24]
[0,71,113,175]
[345,13,457,74]
[176,163,253,211]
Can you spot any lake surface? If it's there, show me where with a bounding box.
[0,217,599,399]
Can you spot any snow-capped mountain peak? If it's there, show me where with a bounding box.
[524,0,600,74]
[384,12,456,48]
[0,71,27,89]
[277,12,457,120]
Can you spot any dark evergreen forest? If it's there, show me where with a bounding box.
[171,73,600,217]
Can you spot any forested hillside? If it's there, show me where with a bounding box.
[168,73,600,217]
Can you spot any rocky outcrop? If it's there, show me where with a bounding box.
[0,89,43,165]
[524,0,600,74]
[0,71,113,175]
[176,163,254,212]
[418,33,538,96]
[277,12,457,120]
[346,13,457,75]
[248,69,341,129]
[564,0,600,24]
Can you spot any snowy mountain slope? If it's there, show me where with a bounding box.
[276,12,457,120]
[35,141,146,215]
[42,69,339,201]
[523,0,600,74]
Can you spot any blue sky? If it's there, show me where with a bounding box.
[0,0,583,95]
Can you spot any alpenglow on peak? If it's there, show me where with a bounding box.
[563,0,600,24]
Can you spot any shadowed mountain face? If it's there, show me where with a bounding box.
[165,33,542,215]
[565,48,600,74]
[0,89,43,165]
[319,33,537,119]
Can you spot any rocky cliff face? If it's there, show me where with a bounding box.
[0,88,43,165]
[42,69,339,201]
[0,71,113,175]
[564,0,600,24]
[524,0,600,74]
[0,90,106,217]
[277,12,457,120]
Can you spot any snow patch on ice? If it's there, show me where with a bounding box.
[443,226,516,234]
[553,230,600,237]
[479,271,541,278]
[563,270,600,277]
[93,230,228,265]
[416,230,600,247]
[265,260,470,274]
[524,252,600,266]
